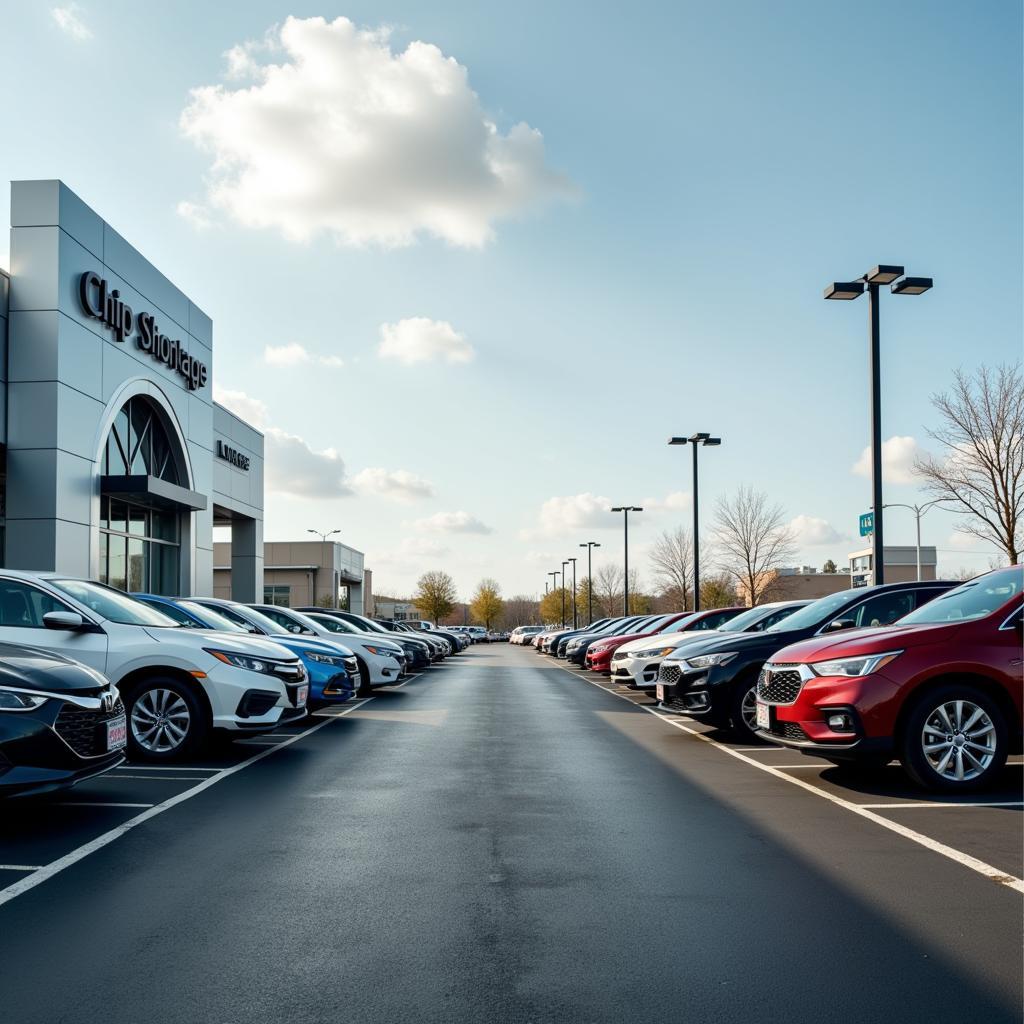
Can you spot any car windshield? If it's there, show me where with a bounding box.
[215,603,285,635]
[722,605,784,631]
[309,614,358,634]
[179,601,246,632]
[656,614,696,634]
[765,589,856,633]
[54,579,179,627]
[897,567,1023,624]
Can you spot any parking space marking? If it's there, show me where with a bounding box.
[115,766,217,772]
[556,661,1024,895]
[52,802,155,809]
[0,865,43,872]
[0,696,374,910]
[97,775,216,782]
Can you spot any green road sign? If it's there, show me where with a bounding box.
[859,512,874,537]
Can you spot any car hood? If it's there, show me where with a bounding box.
[142,627,300,660]
[767,622,959,665]
[620,628,740,656]
[590,631,652,649]
[0,642,109,694]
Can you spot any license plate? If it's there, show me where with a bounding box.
[296,685,308,708]
[755,701,771,730]
[656,684,665,702]
[106,715,127,751]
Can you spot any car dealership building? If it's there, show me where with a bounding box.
[0,180,266,600]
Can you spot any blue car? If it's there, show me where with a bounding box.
[133,595,358,708]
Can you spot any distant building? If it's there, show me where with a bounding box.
[214,539,367,612]
[374,598,423,622]
[848,545,937,587]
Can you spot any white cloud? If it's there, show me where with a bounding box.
[528,493,615,538]
[264,342,344,368]
[642,491,692,513]
[213,386,269,428]
[264,429,352,498]
[414,510,493,535]
[176,201,212,230]
[378,318,474,365]
[178,15,574,247]
[852,435,920,485]
[352,467,435,502]
[372,537,452,565]
[51,4,92,40]
[789,514,846,547]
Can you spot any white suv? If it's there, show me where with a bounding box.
[0,572,308,761]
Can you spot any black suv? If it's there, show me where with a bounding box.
[655,581,956,741]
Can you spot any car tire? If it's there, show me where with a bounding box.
[900,684,1008,792]
[355,658,373,697]
[729,678,763,744]
[124,676,209,762]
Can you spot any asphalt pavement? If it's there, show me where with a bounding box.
[0,644,1020,1024]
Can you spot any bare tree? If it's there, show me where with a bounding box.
[648,527,694,611]
[503,594,540,628]
[915,364,1023,564]
[593,563,623,618]
[713,486,797,605]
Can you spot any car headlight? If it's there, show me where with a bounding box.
[645,646,678,658]
[682,652,738,670]
[0,688,48,711]
[809,651,902,677]
[302,650,347,666]
[364,645,400,657]
[206,649,275,674]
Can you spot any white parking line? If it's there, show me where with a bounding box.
[559,663,1024,895]
[98,775,213,782]
[0,696,373,910]
[0,865,43,872]
[116,766,216,773]
[52,802,155,809]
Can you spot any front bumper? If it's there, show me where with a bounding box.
[611,655,662,689]
[654,666,731,725]
[585,650,614,672]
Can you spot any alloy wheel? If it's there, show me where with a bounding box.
[740,685,759,734]
[921,699,996,783]
[131,688,191,753]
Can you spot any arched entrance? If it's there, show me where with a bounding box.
[97,395,204,595]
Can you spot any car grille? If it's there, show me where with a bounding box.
[54,697,125,758]
[757,665,802,704]
[661,694,689,713]
[770,721,809,742]
[273,661,308,683]
[660,663,681,685]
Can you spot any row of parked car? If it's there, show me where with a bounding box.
[0,570,470,798]
[522,566,1023,792]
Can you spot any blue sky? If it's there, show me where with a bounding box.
[2,1,1021,598]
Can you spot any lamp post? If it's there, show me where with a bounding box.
[307,528,341,607]
[547,571,560,623]
[668,434,720,611]
[610,506,643,615]
[883,500,945,580]
[579,541,600,625]
[566,556,578,628]
[561,560,571,628]
[825,265,932,585]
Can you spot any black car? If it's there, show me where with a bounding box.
[655,581,956,741]
[0,642,126,798]
[296,608,438,666]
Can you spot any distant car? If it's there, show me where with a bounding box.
[510,626,544,645]
[304,613,431,672]
[656,580,956,741]
[757,565,1023,791]
[0,642,126,798]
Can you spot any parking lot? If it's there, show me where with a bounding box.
[0,644,1020,1024]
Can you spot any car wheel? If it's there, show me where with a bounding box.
[900,684,1007,792]
[729,679,762,743]
[125,677,208,761]
[355,658,373,697]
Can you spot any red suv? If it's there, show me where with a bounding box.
[756,565,1023,791]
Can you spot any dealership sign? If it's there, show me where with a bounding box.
[859,512,874,537]
[78,271,209,391]
[216,440,250,471]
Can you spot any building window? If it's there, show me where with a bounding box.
[98,497,180,596]
[263,585,291,607]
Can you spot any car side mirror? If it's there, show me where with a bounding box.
[824,618,857,633]
[43,610,86,631]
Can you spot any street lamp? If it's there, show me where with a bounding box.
[579,541,600,625]
[566,556,578,629]
[610,506,643,615]
[668,434,721,611]
[825,264,932,585]
[547,571,560,623]
[307,528,341,607]
[561,560,571,628]
[883,500,945,580]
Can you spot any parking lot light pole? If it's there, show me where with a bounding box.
[307,528,341,606]
[825,265,932,586]
[561,560,571,628]
[580,541,600,625]
[567,557,578,628]
[883,499,945,580]
[610,507,643,615]
[668,435,720,611]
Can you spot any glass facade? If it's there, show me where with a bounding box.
[263,585,291,607]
